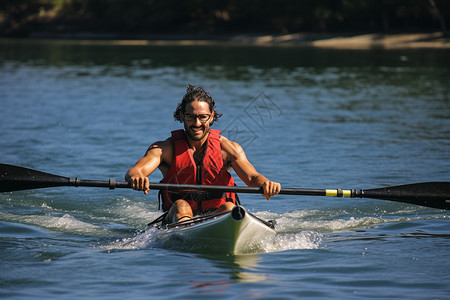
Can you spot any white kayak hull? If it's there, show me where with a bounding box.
[155,206,276,254]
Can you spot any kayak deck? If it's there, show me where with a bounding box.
[152,206,276,254]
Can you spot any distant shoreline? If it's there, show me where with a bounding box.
[3,32,449,49]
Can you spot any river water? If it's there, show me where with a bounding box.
[0,39,449,299]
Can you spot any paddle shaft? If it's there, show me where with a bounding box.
[1,175,342,196]
[5,177,450,210]
[1,164,449,209]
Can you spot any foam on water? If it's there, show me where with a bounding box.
[263,231,322,252]
[103,226,161,250]
[102,197,162,228]
[0,211,103,235]
[255,209,423,234]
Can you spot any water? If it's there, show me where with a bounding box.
[1,39,449,299]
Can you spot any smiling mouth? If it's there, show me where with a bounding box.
[186,125,209,141]
[190,126,204,133]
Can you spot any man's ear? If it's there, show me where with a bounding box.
[179,111,184,123]
[209,111,215,126]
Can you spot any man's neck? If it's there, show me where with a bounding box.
[186,130,209,152]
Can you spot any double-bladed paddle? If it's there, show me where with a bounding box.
[0,163,449,210]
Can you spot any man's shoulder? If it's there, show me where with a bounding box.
[145,137,174,165]
[147,137,174,152]
[219,135,244,159]
[219,135,239,147]
[219,135,232,147]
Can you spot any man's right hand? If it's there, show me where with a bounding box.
[125,139,171,195]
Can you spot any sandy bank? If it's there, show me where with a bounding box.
[7,32,450,49]
[233,32,450,49]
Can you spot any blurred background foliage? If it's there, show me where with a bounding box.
[0,0,448,37]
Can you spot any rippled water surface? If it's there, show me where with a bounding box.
[1,39,449,299]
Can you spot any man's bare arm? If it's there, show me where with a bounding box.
[221,136,281,200]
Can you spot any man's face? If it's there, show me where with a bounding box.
[181,100,214,142]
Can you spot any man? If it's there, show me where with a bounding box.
[125,84,281,223]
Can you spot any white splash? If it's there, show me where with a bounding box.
[262,231,323,253]
[28,214,101,234]
[103,226,160,250]
[0,211,102,235]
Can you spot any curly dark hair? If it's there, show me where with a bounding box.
[173,84,222,125]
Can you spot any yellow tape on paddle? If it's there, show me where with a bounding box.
[325,189,352,197]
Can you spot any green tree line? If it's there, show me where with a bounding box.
[0,0,448,37]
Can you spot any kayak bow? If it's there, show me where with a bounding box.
[152,205,276,254]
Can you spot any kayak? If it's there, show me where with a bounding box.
[151,205,276,254]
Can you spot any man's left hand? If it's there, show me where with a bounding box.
[261,181,281,201]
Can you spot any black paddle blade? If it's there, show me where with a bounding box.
[362,182,450,210]
[0,164,71,192]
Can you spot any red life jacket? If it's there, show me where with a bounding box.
[160,129,236,212]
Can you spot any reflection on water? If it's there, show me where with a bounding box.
[197,253,266,284]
